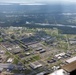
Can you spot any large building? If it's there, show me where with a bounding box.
[48,69,68,75]
[62,60,76,75]
[49,60,76,75]
[65,56,76,63]
[30,61,42,69]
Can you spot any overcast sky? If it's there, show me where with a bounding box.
[0,0,76,4]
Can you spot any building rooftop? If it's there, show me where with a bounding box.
[65,56,76,63]
[30,61,42,69]
[7,58,13,63]
[0,63,14,70]
[55,52,65,57]
[36,72,46,75]
[48,69,65,75]
[62,60,76,72]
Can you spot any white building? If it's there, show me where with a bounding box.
[30,61,42,69]
[65,56,76,63]
[55,52,66,57]
[49,60,76,75]
[7,58,13,63]
[36,72,46,75]
[55,52,65,59]
[48,69,68,75]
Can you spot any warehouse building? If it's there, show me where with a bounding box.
[30,61,42,69]
[62,60,76,75]
[48,69,68,75]
[65,56,76,63]
[49,60,76,75]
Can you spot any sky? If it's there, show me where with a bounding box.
[0,0,76,4]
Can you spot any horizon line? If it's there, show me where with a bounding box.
[0,2,76,5]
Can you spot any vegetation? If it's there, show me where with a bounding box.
[0,37,3,42]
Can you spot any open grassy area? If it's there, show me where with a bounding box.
[0,38,3,42]
[32,55,41,60]
[12,69,32,74]
[21,55,41,64]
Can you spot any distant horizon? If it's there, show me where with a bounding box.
[0,0,76,5]
[0,2,76,5]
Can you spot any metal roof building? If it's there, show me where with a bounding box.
[36,72,47,75]
[65,56,76,63]
[48,69,67,75]
[55,52,65,57]
[49,60,76,75]
[30,61,42,69]
[62,60,76,73]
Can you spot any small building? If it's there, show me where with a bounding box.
[30,61,42,69]
[65,56,76,63]
[25,52,30,56]
[36,47,42,51]
[69,41,76,45]
[7,48,12,51]
[0,50,5,54]
[7,58,13,63]
[55,52,66,57]
[39,49,46,53]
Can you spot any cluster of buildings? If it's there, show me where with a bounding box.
[2,42,22,54]
[0,27,76,75]
[0,46,15,75]
[35,56,76,75]
[48,56,76,75]
[0,41,26,75]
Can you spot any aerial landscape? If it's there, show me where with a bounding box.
[0,0,76,75]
